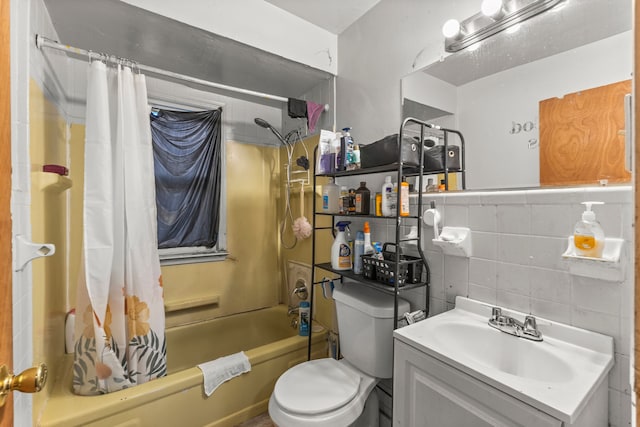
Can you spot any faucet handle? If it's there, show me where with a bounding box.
[491,307,502,320]
[523,315,537,331]
[522,315,543,341]
[291,280,308,300]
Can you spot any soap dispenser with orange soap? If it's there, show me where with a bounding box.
[573,201,605,258]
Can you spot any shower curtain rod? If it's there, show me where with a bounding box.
[35,34,293,103]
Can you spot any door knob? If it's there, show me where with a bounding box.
[0,363,48,407]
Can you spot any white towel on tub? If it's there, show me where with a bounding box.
[197,351,251,397]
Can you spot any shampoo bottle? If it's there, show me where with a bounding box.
[331,131,342,172]
[573,201,605,258]
[353,231,365,274]
[342,127,355,170]
[353,144,361,169]
[65,309,76,353]
[331,221,352,270]
[298,301,310,336]
[339,186,349,214]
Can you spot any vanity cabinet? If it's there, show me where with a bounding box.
[393,340,560,427]
[393,339,609,427]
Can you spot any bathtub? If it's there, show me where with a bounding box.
[39,305,327,427]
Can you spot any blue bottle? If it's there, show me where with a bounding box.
[299,301,310,336]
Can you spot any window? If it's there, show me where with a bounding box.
[149,103,227,264]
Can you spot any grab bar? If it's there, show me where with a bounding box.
[164,295,220,312]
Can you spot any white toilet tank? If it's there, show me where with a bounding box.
[333,281,410,379]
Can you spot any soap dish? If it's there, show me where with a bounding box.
[432,226,472,258]
[562,236,624,282]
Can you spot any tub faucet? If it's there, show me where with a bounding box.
[488,307,543,342]
[287,307,299,329]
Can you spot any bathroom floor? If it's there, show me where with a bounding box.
[234,412,275,427]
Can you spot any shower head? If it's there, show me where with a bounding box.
[254,118,272,129]
[254,117,290,150]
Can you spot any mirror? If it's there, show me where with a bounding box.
[401,0,632,190]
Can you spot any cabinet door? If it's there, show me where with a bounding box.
[539,79,631,186]
[393,341,561,427]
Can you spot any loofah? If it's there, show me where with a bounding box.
[292,183,312,240]
[293,217,312,240]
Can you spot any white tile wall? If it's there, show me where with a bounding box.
[407,185,633,427]
[12,0,37,425]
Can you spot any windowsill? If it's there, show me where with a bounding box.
[159,250,228,266]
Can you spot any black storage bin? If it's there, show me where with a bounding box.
[360,134,421,168]
[423,145,461,172]
[362,243,423,287]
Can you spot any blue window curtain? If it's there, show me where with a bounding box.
[150,109,222,249]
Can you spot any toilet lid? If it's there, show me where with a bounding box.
[273,359,361,415]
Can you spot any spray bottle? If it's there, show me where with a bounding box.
[331,221,352,270]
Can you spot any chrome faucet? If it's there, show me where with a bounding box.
[287,306,300,329]
[488,307,543,342]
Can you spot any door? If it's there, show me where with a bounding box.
[0,0,13,425]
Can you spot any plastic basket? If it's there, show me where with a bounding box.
[362,243,423,286]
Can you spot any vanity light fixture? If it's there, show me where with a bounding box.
[481,0,507,20]
[443,0,565,52]
[442,19,465,40]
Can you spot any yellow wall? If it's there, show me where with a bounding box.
[162,142,281,327]
[31,76,327,410]
[278,136,336,333]
[66,121,282,328]
[30,79,69,407]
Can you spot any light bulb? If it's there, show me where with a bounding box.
[442,19,461,39]
[481,0,504,18]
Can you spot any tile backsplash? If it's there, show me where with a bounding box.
[408,185,632,426]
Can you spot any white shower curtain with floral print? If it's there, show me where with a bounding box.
[73,61,166,395]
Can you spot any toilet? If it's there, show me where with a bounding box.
[269,281,410,427]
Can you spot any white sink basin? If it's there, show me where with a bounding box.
[430,321,573,383]
[394,297,614,424]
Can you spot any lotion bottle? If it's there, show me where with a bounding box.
[381,176,394,217]
[353,231,365,274]
[400,176,410,217]
[573,201,605,258]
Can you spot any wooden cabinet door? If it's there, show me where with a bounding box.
[539,80,632,186]
[0,0,13,425]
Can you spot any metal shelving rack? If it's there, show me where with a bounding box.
[305,117,466,421]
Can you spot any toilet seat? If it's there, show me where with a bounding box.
[269,358,378,427]
[274,359,361,414]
